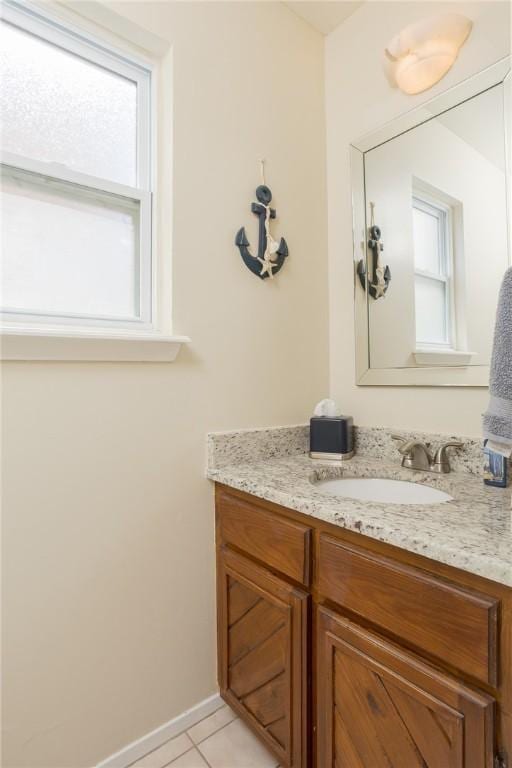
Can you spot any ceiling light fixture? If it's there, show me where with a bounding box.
[384,14,472,95]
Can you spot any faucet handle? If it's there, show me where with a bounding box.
[391,434,409,453]
[391,434,419,456]
[433,441,464,472]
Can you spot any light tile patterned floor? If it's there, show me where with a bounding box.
[129,705,281,768]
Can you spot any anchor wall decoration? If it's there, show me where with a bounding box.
[235,162,288,280]
[357,202,391,299]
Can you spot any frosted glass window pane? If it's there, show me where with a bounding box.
[413,207,440,273]
[415,276,447,345]
[0,21,137,186]
[1,170,139,319]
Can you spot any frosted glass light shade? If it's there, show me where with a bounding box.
[384,14,472,95]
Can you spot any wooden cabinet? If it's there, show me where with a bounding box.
[217,546,309,767]
[317,606,495,768]
[215,485,511,768]
[217,487,312,585]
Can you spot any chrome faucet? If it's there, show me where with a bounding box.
[391,435,464,474]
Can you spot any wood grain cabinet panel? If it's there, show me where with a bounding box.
[217,488,312,585]
[217,546,308,767]
[318,534,499,685]
[317,607,495,768]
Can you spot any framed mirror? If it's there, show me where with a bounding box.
[351,58,511,386]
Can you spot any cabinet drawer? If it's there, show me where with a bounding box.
[216,489,312,586]
[318,534,498,685]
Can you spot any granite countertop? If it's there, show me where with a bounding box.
[208,451,512,587]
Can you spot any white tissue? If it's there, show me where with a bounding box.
[313,399,341,418]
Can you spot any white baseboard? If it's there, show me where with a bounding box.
[96,692,223,768]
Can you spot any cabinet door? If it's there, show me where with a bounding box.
[317,606,495,768]
[217,546,308,767]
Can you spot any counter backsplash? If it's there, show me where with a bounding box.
[208,424,484,476]
[207,424,309,470]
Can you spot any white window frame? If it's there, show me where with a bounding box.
[1,0,152,329]
[412,194,456,352]
[0,0,188,360]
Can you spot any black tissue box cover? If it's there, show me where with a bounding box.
[310,416,354,455]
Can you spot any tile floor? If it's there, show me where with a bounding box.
[129,704,281,768]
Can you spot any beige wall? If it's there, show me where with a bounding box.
[326,0,511,435]
[1,3,328,766]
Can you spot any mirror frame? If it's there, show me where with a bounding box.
[351,58,511,387]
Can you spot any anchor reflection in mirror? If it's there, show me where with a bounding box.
[357,202,391,300]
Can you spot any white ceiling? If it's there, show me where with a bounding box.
[285,1,363,35]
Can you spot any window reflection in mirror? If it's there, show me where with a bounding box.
[412,192,452,349]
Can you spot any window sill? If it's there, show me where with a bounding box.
[0,327,191,362]
[414,349,475,367]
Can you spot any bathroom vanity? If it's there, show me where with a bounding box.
[209,428,512,768]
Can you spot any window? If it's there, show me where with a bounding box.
[412,194,454,350]
[0,1,153,333]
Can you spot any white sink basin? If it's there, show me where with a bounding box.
[315,477,453,505]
